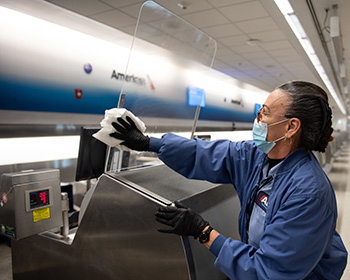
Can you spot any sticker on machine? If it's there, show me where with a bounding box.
[1,224,15,238]
[2,193,7,204]
[32,207,51,222]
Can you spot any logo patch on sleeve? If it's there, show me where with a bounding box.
[255,191,269,212]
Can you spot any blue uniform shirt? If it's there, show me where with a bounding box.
[149,134,348,280]
[248,159,281,248]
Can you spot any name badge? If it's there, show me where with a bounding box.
[255,191,269,212]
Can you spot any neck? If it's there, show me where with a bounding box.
[268,138,298,159]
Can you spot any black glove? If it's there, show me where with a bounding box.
[110,116,150,151]
[155,201,209,239]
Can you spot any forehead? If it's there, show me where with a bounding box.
[264,89,291,113]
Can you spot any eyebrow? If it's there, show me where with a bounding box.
[262,104,271,111]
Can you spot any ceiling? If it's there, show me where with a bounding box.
[40,0,350,116]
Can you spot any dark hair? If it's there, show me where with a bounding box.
[277,81,333,152]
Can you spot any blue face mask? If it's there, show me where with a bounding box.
[252,118,289,154]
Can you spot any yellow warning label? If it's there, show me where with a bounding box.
[33,207,50,222]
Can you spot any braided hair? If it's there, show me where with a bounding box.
[277,81,333,152]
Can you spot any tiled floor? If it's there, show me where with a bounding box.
[0,143,349,280]
[330,143,350,280]
[0,237,12,280]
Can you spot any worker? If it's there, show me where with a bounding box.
[110,81,348,279]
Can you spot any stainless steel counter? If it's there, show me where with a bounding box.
[11,164,240,280]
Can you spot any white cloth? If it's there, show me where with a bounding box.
[93,108,146,149]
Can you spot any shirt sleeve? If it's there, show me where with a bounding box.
[213,195,336,280]
[149,133,259,186]
[149,134,234,183]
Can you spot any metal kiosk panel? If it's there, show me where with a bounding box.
[11,164,240,280]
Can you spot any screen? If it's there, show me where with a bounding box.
[29,189,50,209]
[188,86,205,107]
[254,103,262,116]
[75,127,107,181]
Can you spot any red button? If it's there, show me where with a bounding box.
[75,89,83,99]
[2,193,7,204]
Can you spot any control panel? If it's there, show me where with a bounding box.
[0,169,62,240]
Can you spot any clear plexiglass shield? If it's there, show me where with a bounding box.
[106,1,217,172]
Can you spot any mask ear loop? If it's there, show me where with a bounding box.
[267,118,290,127]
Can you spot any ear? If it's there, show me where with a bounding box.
[286,118,301,138]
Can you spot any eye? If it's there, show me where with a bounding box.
[261,108,270,116]
[257,106,271,119]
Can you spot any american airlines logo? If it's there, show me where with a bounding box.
[111,70,146,86]
[255,191,269,213]
[231,98,244,107]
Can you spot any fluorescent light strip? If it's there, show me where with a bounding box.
[0,136,80,166]
[274,0,346,115]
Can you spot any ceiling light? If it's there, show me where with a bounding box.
[274,0,346,115]
[287,14,307,39]
[273,0,294,14]
[177,1,190,10]
[246,39,260,46]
